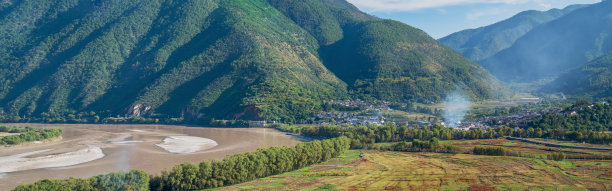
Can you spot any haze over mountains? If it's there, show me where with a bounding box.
[439,4,586,62]
[543,52,612,98]
[442,0,612,83]
[0,0,504,122]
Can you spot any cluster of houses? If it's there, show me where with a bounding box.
[479,109,543,127]
[455,101,611,131]
[250,99,610,129]
[324,99,391,111]
[451,121,487,131]
[315,111,385,126]
[313,103,564,130]
[313,100,393,125]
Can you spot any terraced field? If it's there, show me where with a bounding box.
[219,147,612,190]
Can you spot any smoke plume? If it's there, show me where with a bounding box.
[443,90,471,128]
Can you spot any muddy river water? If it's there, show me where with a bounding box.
[0,123,302,190]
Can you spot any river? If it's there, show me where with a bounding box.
[0,123,302,190]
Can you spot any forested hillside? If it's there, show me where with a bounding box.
[543,53,612,98]
[480,0,612,82]
[0,0,504,123]
[319,20,506,103]
[440,4,585,62]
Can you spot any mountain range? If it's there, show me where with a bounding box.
[0,0,504,122]
[442,0,612,83]
[439,4,586,62]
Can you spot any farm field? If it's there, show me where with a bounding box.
[471,93,541,109]
[381,110,437,124]
[219,140,612,191]
[529,138,612,149]
[421,93,541,111]
[449,139,612,157]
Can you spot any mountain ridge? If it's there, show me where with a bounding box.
[440,4,587,62]
[0,0,505,122]
[480,0,612,82]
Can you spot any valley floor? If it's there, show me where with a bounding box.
[217,146,612,190]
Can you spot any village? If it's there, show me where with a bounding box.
[312,99,442,127]
[309,99,611,131]
[313,100,388,126]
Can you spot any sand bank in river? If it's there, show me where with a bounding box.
[0,146,105,173]
[156,136,218,154]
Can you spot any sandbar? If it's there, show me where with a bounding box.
[0,146,105,173]
[156,136,218,154]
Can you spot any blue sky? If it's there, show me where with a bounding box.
[346,0,601,39]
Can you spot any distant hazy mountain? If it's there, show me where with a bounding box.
[0,0,504,122]
[481,0,612,82]
[440,4,586,62]
[543,52,612,98]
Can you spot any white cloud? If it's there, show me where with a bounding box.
[346,0,535,12]
[535,0,553,9]
[466,8,503,20]
[538,3,552,8]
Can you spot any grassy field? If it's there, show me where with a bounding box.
[218,139,612,191]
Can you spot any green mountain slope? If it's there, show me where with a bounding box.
[318,20,505,102]
[439,4,585,62]
[0,0,505,122]
[542,52,612,98]
[480,0,612,82]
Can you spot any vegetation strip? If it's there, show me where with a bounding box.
[0,125,62,145]
[273,122,611,150]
